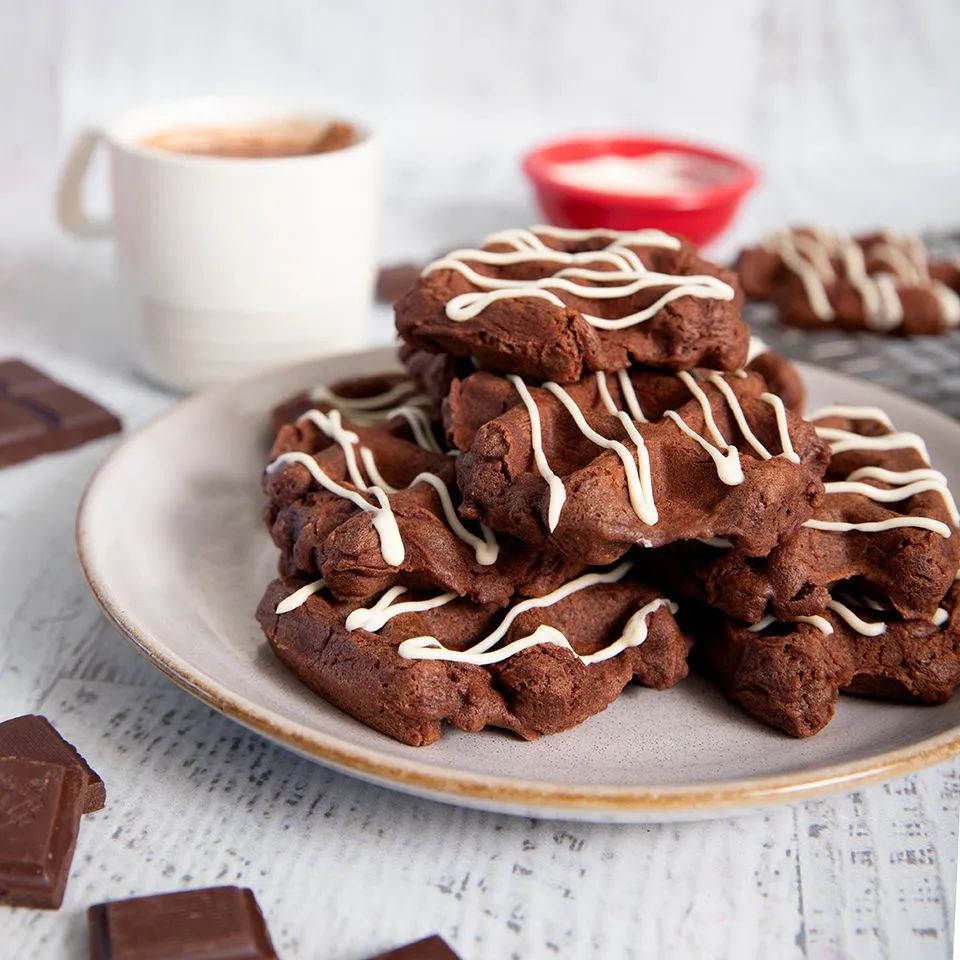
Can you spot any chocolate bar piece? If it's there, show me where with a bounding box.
[0,714,105,814]
[88,886,278,959]
[0,359,121,468]
[0,757,83,908]
[376,262,422,304]
[368,935,462,960]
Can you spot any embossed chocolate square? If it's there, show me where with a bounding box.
[0,714,105,814]
[0,757,84,908]
[368,935,462,959]
[87,886,278,959]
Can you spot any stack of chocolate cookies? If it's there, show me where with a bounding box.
[737,227,960,335]
[257,226,960,745]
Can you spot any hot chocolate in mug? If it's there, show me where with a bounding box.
[57,97,380,391]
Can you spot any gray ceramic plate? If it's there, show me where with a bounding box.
[76,347,960,822]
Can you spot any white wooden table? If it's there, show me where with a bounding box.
[0,248,957,960]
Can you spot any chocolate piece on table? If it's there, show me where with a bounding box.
[376,262,423,304]
[368,934,462,959]
[0,757,83,908]
[0,714,105,814]
[87,886,278,960]
[0,359,121,468]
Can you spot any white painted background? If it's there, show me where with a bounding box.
[1,1,959,957]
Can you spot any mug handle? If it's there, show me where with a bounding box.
[56,128,112,237]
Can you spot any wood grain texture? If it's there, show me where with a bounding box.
[1,0,959,956]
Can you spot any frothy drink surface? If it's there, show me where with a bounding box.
[139,120,355,158]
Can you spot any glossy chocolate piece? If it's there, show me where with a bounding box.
[376,262,422,304]
[87,886,278,959]
[368,935,462,960]
[0,714,105,814]
[0,359,121,468]
[0,757,83,908]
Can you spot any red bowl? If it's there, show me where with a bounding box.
[522,134,759,246]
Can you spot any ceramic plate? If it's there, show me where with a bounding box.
[76,347,960,822]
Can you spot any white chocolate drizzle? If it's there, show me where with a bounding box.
[814,426,930,461]
[344,560,680,667]
[804,516,951,538]
[617,369,648,422]
[702,373,798,463]
[269,400,500,569]
[806,405,894,429]
[806,408,956,539]
[268,451,405,566]
[542,382,657,525]
[424,226,734,329]
[309,380,425,411]
[933,607,949,627]
[826,599,887,637]
[344,585,456,633]
[748,613,834,636]
[665,372,743,485]
[275,578,325,614]
[507,375,567,531]
[409,472,499,564]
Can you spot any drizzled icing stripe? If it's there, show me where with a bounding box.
[761,393,800,463]
[424,225,735,329]
[345,584,456,632]
[815,426,930,460]
[702,373,798,463]
[748,613,834,636]
[385,405,443,453]
[271,404,499,568]
[804,516,952,538]
[348,561,629,638]
[483,225,681,250]
[597,370,648,423]
[617,369,648,422]
[401,597,677,666]
[296,408,496,562]
[824,476,959,524]
[826,599,887,637]
[806,408,957,538]
[410,472,499,564]
[513,366,798,529]
[309,380,423,409]
[808,405,894,428]
[344,560,680,667]
[507,374,567,532]
[933,607,949,627]
[442,274,735,329]
[595,371,620,416]
[666,372,744,485]
[268,451,405,566]
[275,578,325,614]
[542,382,657,525]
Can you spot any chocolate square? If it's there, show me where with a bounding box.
[87,886,278,959]
[0,714,105,813]
[368,936,462,960]
[0,358,121,468]
[0,757,83,908]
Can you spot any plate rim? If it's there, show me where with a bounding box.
[75,349,960,818]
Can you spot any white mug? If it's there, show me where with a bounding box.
[57,97,380,392]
